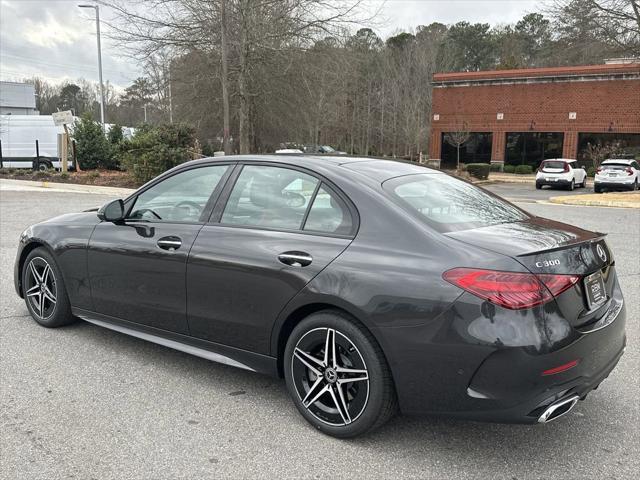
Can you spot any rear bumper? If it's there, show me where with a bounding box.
[379,282,627,423]
[536,178,572,187]
[594,180,635,190]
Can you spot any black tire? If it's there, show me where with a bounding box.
[284,310,398,438]
[594,185,602,193]
[535,183,542,190]
[568,179,575,191]
[34,159,53,171]
[21,247,75,328]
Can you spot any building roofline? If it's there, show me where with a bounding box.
[433,63,640,83]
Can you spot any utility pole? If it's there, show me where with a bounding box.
[79,4,106,130]
[168,67,173,123]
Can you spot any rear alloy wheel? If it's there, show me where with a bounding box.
[284,311,397,438]
[22,248,75,327]
[568,179,575,191]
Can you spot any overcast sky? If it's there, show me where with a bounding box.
[0,0,541,90]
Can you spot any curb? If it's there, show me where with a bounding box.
[548,196,640,209]
[0,178,135,197]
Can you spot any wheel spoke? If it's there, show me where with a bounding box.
[301,376,325,406]
[43,285,56,304]
[303,383,330,409]
[324,328,337,368]
[329,384,351,425]
[293,348,324,375]
[38,291,45,318]
[29,261,42,283]
[336,367,369,384]
[42,264,51,285]
[26,284,40,296]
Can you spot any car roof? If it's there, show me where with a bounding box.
[543,158,576,163]
[182,154,439,182]
[602,158,633,164]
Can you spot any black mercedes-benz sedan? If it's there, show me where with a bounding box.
[14,155,626,438]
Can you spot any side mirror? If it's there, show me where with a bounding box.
[97,199,125,222]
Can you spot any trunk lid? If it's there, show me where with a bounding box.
[445,217,614,327]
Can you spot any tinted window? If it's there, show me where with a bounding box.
[542,161,566,169]
[601,163,630,170]
[304,185,353,235]
[221,165,318,230]
[385,174,528,233]
[129,165,229,222]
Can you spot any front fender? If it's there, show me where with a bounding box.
[14,213,100,309]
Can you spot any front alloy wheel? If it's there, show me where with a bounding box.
[284,311,397,438]
[22,247,75,327]
[25,257,57,321]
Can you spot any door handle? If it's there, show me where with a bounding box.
[157,236,182,251]
[278,251,313,267]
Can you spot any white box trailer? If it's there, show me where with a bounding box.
[0,115,73,170]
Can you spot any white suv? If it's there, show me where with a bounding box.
[594,159,640,193]
[535,158,587,191]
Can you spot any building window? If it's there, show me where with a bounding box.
[441,132,492,168]
[578,133,640,164]
[505,132,564,168]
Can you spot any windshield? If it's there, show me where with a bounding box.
[321,146,335,152]
[384,173,529,232]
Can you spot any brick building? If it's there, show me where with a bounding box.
[428,62,640,169]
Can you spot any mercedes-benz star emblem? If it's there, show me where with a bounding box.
[596,244,607,263]
[324,368,338,384]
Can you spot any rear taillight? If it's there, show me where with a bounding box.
[596,167,602,174]
[443,268,580,310]
[563,163,570,173]
[626,167,633,176]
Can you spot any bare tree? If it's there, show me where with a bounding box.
[445,123,471,171]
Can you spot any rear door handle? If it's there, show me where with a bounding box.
[278,251,313,267]
[157,236,182,251]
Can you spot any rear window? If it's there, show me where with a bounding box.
[384,174,528,233]
[542,161,567,169]
[601,163,630,170]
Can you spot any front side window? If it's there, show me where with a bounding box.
[221,165,318,230]
[128,165,229,222]
[385,173,528,232]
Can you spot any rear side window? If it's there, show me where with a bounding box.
[303,185,353,235]
[384,174,528,232]
[221,165,319,230]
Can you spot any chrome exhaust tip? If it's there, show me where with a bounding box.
[538,395,580,424]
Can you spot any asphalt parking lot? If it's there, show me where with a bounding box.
[1,186,638,479]
[485,182,595,203]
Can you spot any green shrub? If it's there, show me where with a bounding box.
[466,163,491,180]
[489,163,503,172]
[503,164,516,173]
[107,123,124,145]
[119,123,198,184]
[514,165,533,174]
[59,172,70,180]
[587,166,596,177]
[73,112,116,169]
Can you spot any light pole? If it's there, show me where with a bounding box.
[78,4,105,129]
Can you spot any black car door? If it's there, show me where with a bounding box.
[186,163,357,354]
[87,163,233,334]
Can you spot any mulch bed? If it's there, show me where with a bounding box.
[0,169,141,188]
